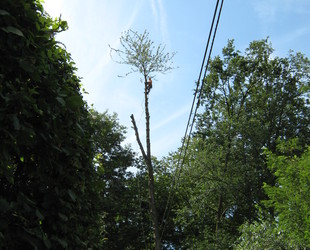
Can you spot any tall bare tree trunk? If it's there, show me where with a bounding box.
[130,76,161,250]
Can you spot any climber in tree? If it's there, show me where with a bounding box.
[146,77,152,94]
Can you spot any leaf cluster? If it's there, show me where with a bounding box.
[110,29,177,79]
[263,141,310,247]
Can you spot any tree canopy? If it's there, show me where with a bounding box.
[110,29,176,80]
[172,38,310,248]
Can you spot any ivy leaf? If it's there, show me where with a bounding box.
[43,237,51,249]
[35,209,44,220]
[58,213,68,221]
[1,26,24,37]
[67,189,76,202]
[56,238,68,248]
[56,97,66,106]
[19,60,36,73]
[67,95,83,109]
[0,198,10,213]
[0,10,10,16]
[12,115,20,130]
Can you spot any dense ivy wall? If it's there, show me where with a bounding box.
[0,1,102,248]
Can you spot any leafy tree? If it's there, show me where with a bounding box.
[0,0,102,248]
[89,110,142,249]
[110,29,176,250]
[174,39,310,248]
[235,140,310,249]
[234,214,293,250]
[263,140,310,247]
[90,110,181,249]
[174,138,238,249]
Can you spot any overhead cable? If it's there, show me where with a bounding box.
[160,0,225,241]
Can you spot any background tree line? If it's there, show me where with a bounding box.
[0,0,309,249]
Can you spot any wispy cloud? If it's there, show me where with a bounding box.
[151,0,159,23]
[282,27,310,44]
[150,0,169,45]
[253,0,310,24]
[125,103,190,156]
[272,27,310,54]
[85,3,141,84]
[152,105,189,132]
[158,0,169,43]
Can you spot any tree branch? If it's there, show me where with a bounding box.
[130,114,148,161]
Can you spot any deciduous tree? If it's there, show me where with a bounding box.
[263,140,310,247]
[175,38,310,248]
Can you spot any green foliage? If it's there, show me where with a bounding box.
[234,215,293,250]
[263,141,310,247]
[173,138,239,249]
[235,141,310,249]
[89,110,143,249]
[90,110,180,249]
[110,29,176,79]
[3,2,309,248]
[133,156,186,250]
[0,0,102,248]
[174,38,310,248]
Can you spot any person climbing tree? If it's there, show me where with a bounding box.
[146,77,152,94]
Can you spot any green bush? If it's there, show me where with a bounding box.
[0,0,102,248]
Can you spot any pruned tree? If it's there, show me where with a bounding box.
[110,29,176,249]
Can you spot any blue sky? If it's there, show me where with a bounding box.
[43,0,310,158]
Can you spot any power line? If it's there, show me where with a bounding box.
[160,0,225,241]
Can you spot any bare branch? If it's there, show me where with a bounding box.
[130,114,148,161]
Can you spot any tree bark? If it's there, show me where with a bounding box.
[130,77,161,250]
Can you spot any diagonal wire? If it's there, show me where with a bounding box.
[160,0,225,242]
